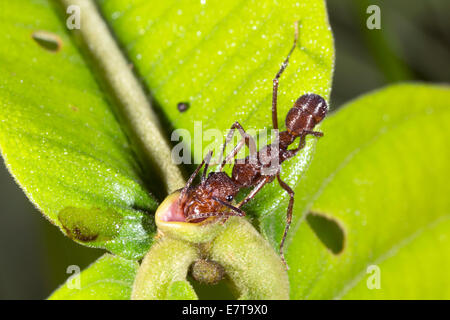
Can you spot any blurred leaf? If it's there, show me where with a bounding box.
[49,254,138,300]
[353,0,413,83]
[0,0,159,259]
[286,84,450,299]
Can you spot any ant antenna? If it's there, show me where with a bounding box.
[180,151,213,203]
[211,196,246,216]
[272,21,299,130]
[201,150,213,182]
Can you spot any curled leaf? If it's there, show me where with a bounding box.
[155,191,227,243]
[132,237,199,300]
[211,217,290,300]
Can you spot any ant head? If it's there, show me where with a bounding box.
[180,171,240,222]
[178,151,243,222]
[285,93,328,136]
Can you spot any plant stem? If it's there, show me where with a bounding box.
[58,0,185,195]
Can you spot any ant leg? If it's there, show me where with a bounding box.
[282,135,306,160]
[186,210,244,222]
[218,121,257,171]
[276,173,295,269]
[272,21,299,130]
[284,130,324,160]
[201,150,214,182]
[213,197,247,225]
[303,130,323,138]
[221,139,245,165]
[186,197,246,222]
[237,176,271,208]
[212,197,246,216]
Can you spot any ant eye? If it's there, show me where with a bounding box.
[226,195,233,202]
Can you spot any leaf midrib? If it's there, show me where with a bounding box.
[56,0,185,195]
[333,214,450,299]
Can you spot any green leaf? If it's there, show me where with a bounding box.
[2,0,449,301]
[49,254,138,300]
[98,0,334,245]
[0,0,159,259]
[1,0,333,259]
[1,0,333,299]
[99,0,334,136]
[286,84,450,299]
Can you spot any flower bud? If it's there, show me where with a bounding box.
[155,191,227,243]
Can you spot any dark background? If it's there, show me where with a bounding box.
[1,0,449,299]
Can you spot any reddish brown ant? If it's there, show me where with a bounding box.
[178,150,244,222]
[177,22,328,267]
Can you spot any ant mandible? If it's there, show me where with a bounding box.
[177,21,328,267]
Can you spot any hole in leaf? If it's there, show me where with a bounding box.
[31,31,62,52]
[306,211,345,255]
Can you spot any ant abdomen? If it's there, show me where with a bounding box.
[285,93,328,136]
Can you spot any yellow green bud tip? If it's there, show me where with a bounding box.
[155,191,227,243]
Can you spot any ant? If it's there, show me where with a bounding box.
[177,22,328,267]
